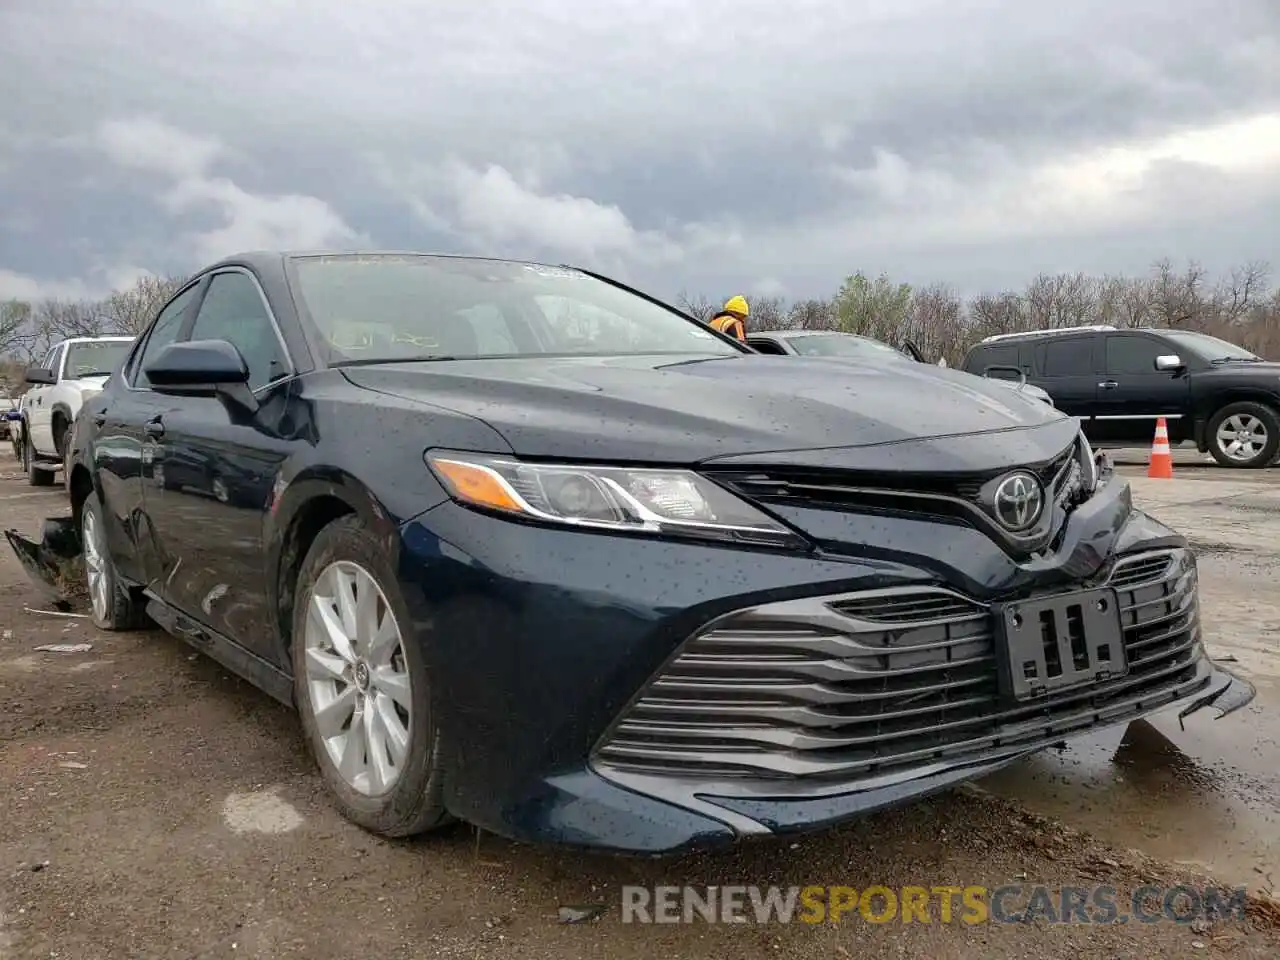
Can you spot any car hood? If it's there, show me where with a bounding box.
[1205,360,1280,376]
[342,354,1078,471]
[67,376,110,392]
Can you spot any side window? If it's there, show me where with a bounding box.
[1039,338,1094,377]
[47,345,65,381]
[747,338,787,355]
[188,271,289,391]
[133,283,201,387]
[968,343,1020,374]
[1105,336,1163,376]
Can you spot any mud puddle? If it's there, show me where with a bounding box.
[979,696,1280,893]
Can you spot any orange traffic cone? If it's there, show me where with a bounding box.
[1147,417,1174,479]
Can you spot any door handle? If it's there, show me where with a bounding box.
[1098,381,1118,389]
[144,419,165,439]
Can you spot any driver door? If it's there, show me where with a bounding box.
[141,268,295,661]
[26,344,64,455]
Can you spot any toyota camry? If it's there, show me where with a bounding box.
[42,250,1252,855]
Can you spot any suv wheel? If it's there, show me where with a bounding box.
[81,491,146,629]
[1206,401,1280,468]
[292,515,452,838]
[24,431,55,487]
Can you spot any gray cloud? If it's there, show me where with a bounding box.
[1,0,1278,303]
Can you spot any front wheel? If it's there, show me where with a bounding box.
[1206,402,1280,468]
[291,515,451,838]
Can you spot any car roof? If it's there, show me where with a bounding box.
[206,250,577,274]
[61,335,135,344]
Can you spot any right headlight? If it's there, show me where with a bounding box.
[1075,428,1099,495]
[426,450,808,550]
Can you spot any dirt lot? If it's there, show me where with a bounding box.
[1,448,1278,959]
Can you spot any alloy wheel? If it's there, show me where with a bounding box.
[82,505,110,624]
[1215,413,1268,463]
[303,560,412,796]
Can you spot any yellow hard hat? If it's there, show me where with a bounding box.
[724,295,749,317]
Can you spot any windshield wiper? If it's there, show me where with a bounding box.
[1210,356,1262,364]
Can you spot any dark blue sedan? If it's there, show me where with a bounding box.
[54,251,1252,855]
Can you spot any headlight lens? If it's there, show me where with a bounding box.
[426,451,806,549]
[1075,429,1099,494]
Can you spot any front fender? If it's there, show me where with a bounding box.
[263,464,425,666]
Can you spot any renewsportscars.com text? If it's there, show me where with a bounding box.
[620,884,1250,925]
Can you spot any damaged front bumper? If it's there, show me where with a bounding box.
[4,516,83,609]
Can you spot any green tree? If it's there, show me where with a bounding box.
[832,272,913,340]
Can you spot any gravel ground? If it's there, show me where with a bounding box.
[1,451,1278,959]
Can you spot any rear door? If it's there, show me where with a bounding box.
[141,268,295,659]
[1093,332,1192,444]
[1030,336,1099,423]
[92,281,205,584]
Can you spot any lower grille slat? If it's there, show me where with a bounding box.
[594,548,1208,783]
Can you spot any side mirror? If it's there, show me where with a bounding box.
[145,339,250,389]
[1154,354,1184,372]
[143,339,259,416]
[24,367,56,386]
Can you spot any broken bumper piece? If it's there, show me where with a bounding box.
[3,516,82,608]
[1177,660,1256,729]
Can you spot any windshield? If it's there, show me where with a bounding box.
[784,333,910,360]
[289,255,743,363]
[1159,330,1262,362]
[63,341,132,378]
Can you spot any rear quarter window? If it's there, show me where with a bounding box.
[1038,337,1094,377]
[964,343,1022,374]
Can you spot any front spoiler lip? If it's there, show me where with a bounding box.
[591,659,1255,843]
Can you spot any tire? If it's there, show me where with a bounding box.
[25,431,55,486]
[291,515,451,838]
[80,490,146,630]
[1206,401,1280,469]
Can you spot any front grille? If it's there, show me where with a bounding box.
[593,549,1206,782]
[705,447,1075,518]
[703,445,1084,558]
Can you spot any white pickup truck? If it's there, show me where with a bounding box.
[18,335,135,485]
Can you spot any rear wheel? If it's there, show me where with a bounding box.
[291,515,451,838]
[81,490,146,630]
[1206,401,1280,468]
[24,430,55,486]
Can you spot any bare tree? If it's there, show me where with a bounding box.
[0,300,30,357]
[102,274,187,334]
[785,299,837,330]
[675,290,716,323]
[745,295,788,332]
[901,283,966,364]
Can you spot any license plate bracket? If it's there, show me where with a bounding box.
[994,587,1127,702]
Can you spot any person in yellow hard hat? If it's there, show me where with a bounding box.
[708,295,749,341]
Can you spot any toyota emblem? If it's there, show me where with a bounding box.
[992,471,1044,531]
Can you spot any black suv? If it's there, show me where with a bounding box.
[962,325,1280,468]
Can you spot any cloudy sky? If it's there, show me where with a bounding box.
[1,0,1277,306]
